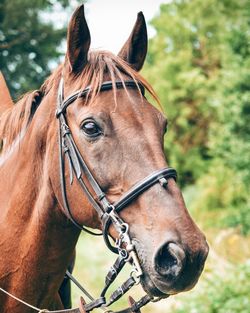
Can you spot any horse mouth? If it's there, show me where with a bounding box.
[140,273,171,297]
[133,238,207,298]
[132,240,173,297]
[139,259,205,299]
[140,269,190,298]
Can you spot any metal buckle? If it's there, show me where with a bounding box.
[130,269,141,285]
[61,123,70,136]
[159,177,168,188]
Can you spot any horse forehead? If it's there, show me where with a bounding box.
[92,88,162,124]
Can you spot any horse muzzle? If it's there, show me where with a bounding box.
[135,238,209,297]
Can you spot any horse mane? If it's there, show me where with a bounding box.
[0,50,159,152]
[41,50,159,106]
[0,90,42,150]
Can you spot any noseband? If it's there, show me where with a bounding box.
[56,77,177,312]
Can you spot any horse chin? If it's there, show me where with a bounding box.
[140,273,173,298]
[141,270,199,298]
[140,267,199,298]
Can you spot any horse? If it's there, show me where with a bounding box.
[0,5,209,313]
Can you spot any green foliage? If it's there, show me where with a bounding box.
[0,0,72,99]
[174,263,250,313]
[144,0,226,184]
[144,0,250,234]
[184,162,250,234]
[223,204,250,236]
[144,0,249,182]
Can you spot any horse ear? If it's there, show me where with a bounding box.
[118,12,147,71]
[0,71,13,116]
[66,5,91,73]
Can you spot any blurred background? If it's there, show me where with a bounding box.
[0,0,249,312]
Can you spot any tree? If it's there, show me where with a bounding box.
[144,0,249,191]
[0,0,72,99]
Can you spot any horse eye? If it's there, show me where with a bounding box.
[81,120,102,138]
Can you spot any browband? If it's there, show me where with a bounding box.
[56,80,145,117]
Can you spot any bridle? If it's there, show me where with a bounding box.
[56,77,177,312]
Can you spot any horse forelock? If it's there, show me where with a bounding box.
[42,50,160,107]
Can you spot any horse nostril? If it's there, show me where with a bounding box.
[154,242,186,278]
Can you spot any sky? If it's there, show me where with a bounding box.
[66,0,167,53]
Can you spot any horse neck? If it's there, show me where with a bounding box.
[0,91,80,309]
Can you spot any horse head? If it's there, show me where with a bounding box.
[46,4,209,301]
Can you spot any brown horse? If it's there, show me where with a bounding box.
[0,5,208,313]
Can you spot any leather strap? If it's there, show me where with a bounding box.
[58,85,104,235]
[107,277,135,306]
[83,297,106,312]
[47,309,80,313]
[101,256,126,296]
[114,295,152,313]
[56,81,145,117]
[114,167,177,213]
[102,167,177,254]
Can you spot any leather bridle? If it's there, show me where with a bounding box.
[56,77,177,312]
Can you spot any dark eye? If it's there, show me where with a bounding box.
[81,120,103,138]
